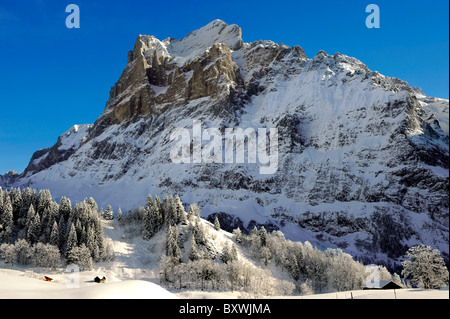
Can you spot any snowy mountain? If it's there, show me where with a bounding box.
[5,19,449,270]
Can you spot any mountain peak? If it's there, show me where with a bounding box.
[164,19,243,66]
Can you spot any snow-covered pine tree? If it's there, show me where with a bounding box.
[19,188,36,228]
[27,210,41,244]
[154,201,163,232]
[143,196,163,240]
[214,216,221,231]
[57,215,66,251]
[142,205,153,241]
[24,204,36,239]
[37,189,52,215]
[85,197,98,215]
[145,194,153,210]
[93,215,106,261]
[65,223,78,259]
[220,242,232,264]
[59,196,72,221]
[9,187,22,217]
[104,205,114,220]
[67,244,92,270]
[41,202,58,242]
[188,233,200,261]
[0,187,4,215]
[192,218,206,246]
[0,195,13,242]
[116,207,123,221]
[230,244,238,262]
[162,196,176,226]
[233,228,243,244]
[87,225,100,262]
[174,195,187,225]
[49,220,59,247]
[187,203,200,222]
[259,226,268,247]
[165,225,181,261]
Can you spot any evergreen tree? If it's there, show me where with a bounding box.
[165,225,181,261]
[0,195,14,242]
[37,189,52,215]
[142,206,154,241]
[214,216,221,231]
[162,196,176,226]
[86,225,99,262]
[174,195,187,225]
[193,218,206,246]
[57,215,66,250]
[233,228,243,244]
[0,187,4,215]
[188,234,200,261]
[104,205,114,220]
[10,187,23,217]
[19,188,35,227]
[25,204,36,230]
[59,196,72,221]
[49,220,59,247]
[221,243,232,264]
[85,197,98,215]
[153,201,163,230]
[230,244,238,262]
[116,207,123,221]
[153,195,162,223]
[67,244,92,270]
[65,223,78,259]
[259,226,268,247]
[187,203,200,222]
[27,211,41,244]
[145,195,153,211]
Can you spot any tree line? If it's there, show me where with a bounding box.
[0,187,113,270]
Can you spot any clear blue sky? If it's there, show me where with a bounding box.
[0,0,448,174]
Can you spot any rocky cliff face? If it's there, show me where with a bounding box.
[9,20,449,270]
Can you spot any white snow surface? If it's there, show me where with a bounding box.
[58,124,92,151]
[0,270,176,299]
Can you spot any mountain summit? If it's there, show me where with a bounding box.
[5,20,449,270]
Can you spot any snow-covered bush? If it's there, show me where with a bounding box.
[401,244,449,289]
[33,243,61,269]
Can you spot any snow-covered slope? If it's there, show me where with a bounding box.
[1,216,448,299]
[3,269,447,299]
[7,20,449,270]
[0,270,177,299]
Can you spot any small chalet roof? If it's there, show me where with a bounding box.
[363,280,403,290]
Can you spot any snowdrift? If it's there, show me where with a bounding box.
[0,271,177,299]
